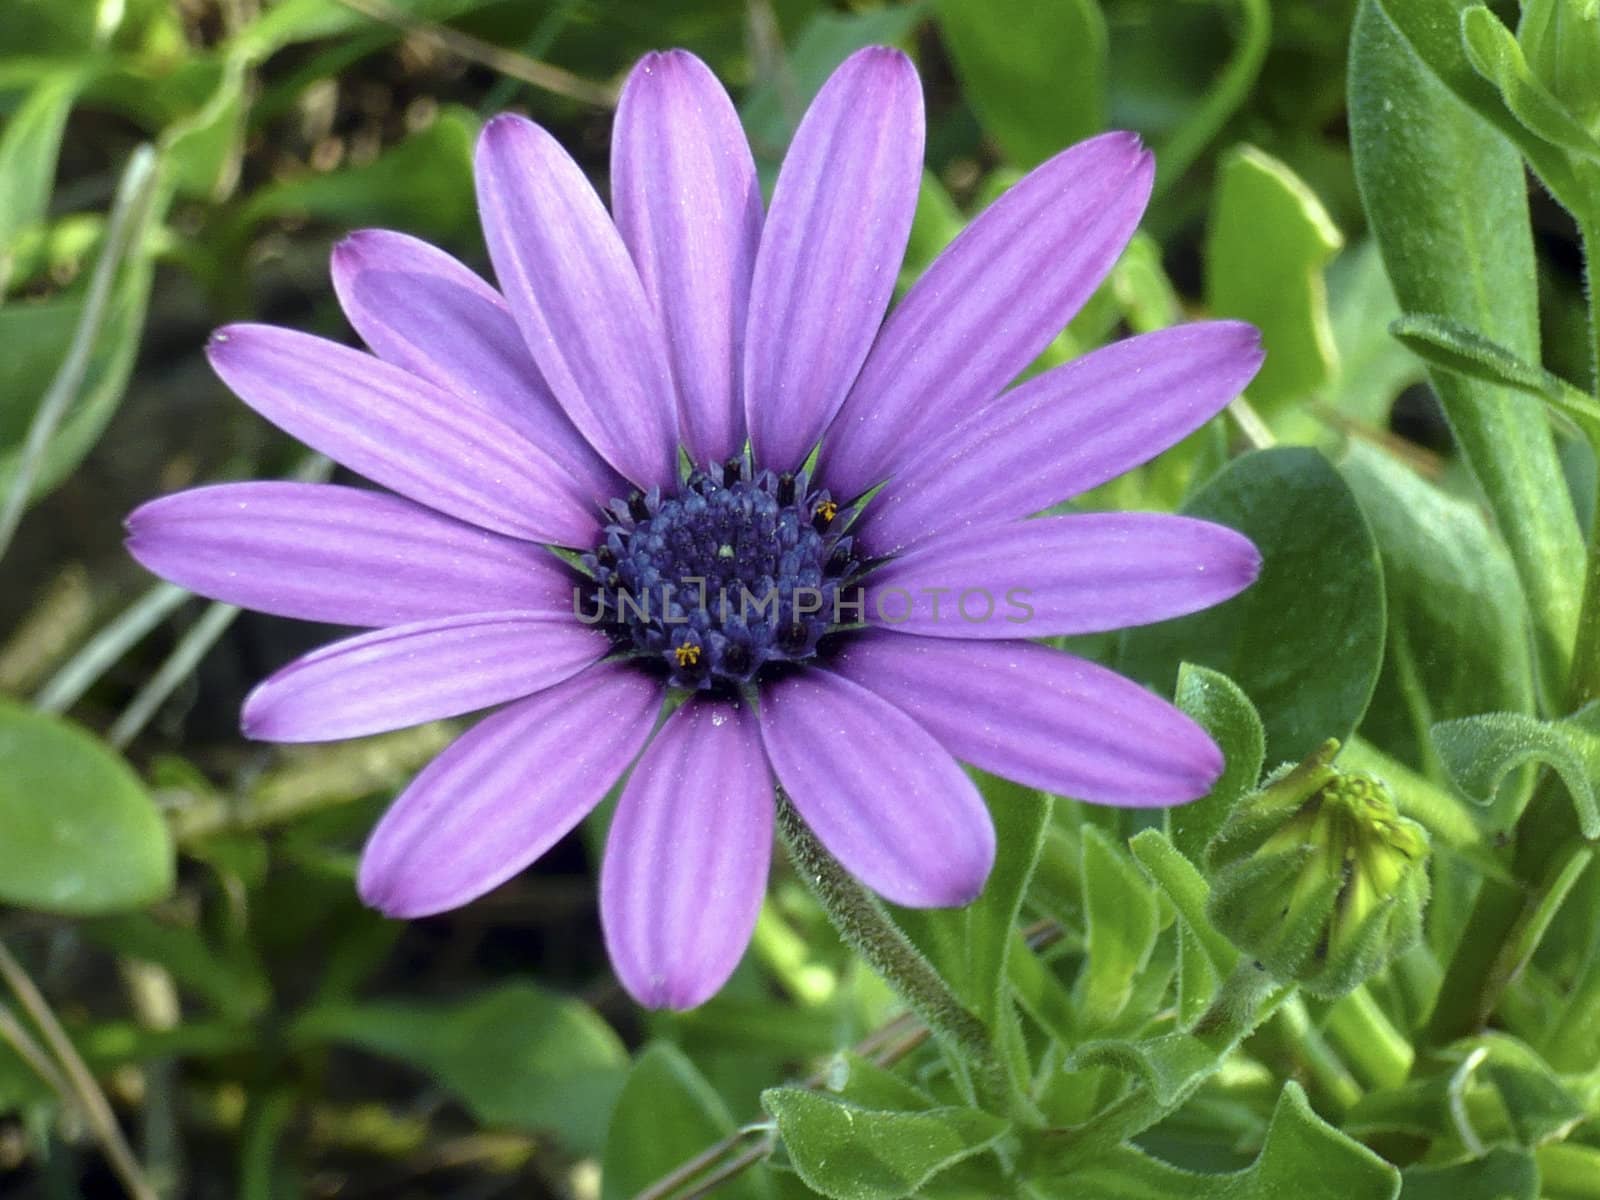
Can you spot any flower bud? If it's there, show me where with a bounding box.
[1520,0,1600,136]
[1204,740,1430,999]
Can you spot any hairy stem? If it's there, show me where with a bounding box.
[774,790,1010,1112]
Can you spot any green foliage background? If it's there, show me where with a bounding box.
[3,0,1600,1197]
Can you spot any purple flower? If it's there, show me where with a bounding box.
[126,47,1263,1009]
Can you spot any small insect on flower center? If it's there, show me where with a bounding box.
[582,456,863,691]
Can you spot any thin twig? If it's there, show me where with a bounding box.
[0,999,72,1097]
[1226,394,1276,451]
[332,0,617,108]
[0,145,160,564]
[107,600,240,749]
[676,1134,778,1200]
[34,582,189,714]
[631,1126,772,1200]
[0,942,159,1200]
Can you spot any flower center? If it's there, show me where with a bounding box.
[582,457,862,691]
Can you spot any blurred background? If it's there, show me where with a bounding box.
[0,0,1591,1197]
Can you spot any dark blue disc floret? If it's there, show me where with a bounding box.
[581,456,863,691]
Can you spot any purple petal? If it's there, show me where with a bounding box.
[821,133,1156,500]
[757,668,994,907]
[861,323,1264,554]
[833,632,1223,806]
[331,229,623,504]
[743,47,924,472]
[601,699,772,1009]
[359,663,662,918]
[475,115,678,489]
[242,612,609,743]
[125,482,573,627]
[864,513,1261,638]
[612,51,762,465]
[206,325,598,546]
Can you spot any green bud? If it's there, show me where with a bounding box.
[1520,0,1600,135]
[1205,740,1430,999]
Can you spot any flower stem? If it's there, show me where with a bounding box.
[1323,985,1413,1090]
[1273,997,1362,1113]
[774,790,1011,1112]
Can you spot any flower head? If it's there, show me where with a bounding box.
[126,47,1263,1009]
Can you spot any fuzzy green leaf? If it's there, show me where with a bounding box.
[762,1089,1009,1200]
[1352,0,1584,703]
[1461,5,1600,162]
[1077,825,1161,1030]
[1430,705,1600,837]
[1389,312,1600,444]
[1371,0,1586,210]
[1169,664,1266,862]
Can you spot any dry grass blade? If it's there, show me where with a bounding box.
[333,0,618,108]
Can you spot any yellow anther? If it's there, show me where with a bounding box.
[674,643,701,668]
[816,499,838,523]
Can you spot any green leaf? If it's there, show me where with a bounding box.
[1430,705,1600,837]
[1151,0,1273,191]
[892,779,1049,1039]
[1353,0,1585,702]
[1128,829,1239,978]
[602,1043,769,1200]
[240,106,480,244]
[1071,1029,1225,1112]
[1239,1082,1401,1197]
[1401,1147,1538,1200]
[1325,242,1425,430]
[1389,312,1600,445]
[160,54,247,201]
[1120,447,1386,767]
[0,699,173,914]
[1077,826,1161,1029]
[1038,1084,1398,1196]
[294,984,627,1155]
[1342,442,1536,769]
[234,0,495,60]
[740,5,926,160]
[1461,6,1600,162]
[817,1052,938,1113]
[1168,664,1265,862]
[1006,934,1080,1048]
[1205,145,1343,411]
[0,146,163,508]
[81,913,269,1022]
[762,1088,1009,1200]
[0,73,79,286]
[931,0,1106,165]
[1462,1034,1587,1146]
[1518,0,1600,135]
[1371,0,1587,212]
